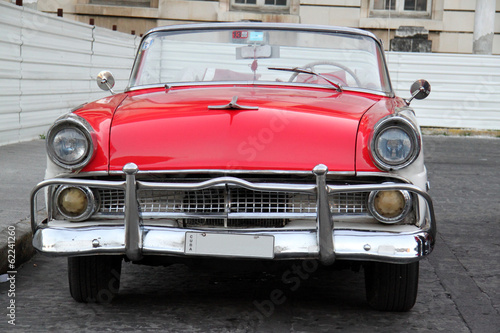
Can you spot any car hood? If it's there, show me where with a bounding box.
[109,86,381,172]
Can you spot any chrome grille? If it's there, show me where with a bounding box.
[97,187,368,216]
[98,189,125,214]
[184,218,287,228]
[138,189,225,213]
[229,188,316,214]
[331,192,368,214]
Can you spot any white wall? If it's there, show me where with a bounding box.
[1,1,499,147]
[0,1,138,145]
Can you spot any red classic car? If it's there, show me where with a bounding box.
[30,23,435,311]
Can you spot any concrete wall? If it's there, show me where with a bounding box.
[1,1,499,147]
[0,1,138,145]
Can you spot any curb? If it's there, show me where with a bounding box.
[422,127,500,138]
[0,218,36,275]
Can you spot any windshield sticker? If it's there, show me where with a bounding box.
[141,38,153,50]
[232,31,248,39]
[249,31,264,42]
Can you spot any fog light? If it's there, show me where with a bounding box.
[368,189,411,224]
[56,186,95,221]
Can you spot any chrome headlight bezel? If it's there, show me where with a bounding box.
[54,185,98,222]
[46,114,96,170]
[367,189,412,224]
[370,115,421,171]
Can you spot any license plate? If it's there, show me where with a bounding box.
[185,232,274,259]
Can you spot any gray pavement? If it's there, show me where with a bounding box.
[0,140,46,273]
[0,136,500,332]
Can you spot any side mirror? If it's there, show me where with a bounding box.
[96,71,115,94]
[406,79,430,105]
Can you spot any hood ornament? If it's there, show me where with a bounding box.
[208,96,259,110]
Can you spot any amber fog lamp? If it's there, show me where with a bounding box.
[56,186,96,222]
[368,190,411,224]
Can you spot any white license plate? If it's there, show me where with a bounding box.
[185,232,275,259]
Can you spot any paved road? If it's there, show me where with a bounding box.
[1,136,499,332]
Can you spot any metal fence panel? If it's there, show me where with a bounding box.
[0,2,23,144]
[1,2,500,147]
[19,8,94,140]
[387,52,500,130]
[0,2,137,146]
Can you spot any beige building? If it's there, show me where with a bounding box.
[21,0,500,54]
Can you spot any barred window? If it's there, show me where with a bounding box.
[231,0,289,13]
[371,0,431,17]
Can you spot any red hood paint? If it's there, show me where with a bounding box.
[74,94,128,172]
[107,86,382,172]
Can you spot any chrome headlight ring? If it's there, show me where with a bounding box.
[46,114,96,170]
[54,185,98,222]
[370,115,421,171]
[368,188,412,224]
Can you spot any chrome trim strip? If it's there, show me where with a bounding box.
[356,172,411,183]
[55,171,110,178]
[108,169,355,176]
[137,176,316,194]
[126,81,390,97]
[144,22,381,47]
[141,212,317,219]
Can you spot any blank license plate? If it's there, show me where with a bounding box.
[185,232,274,259]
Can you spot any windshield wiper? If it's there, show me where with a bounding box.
[268,67,342,92]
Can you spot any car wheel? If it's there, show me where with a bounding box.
[364,261,419,312]
[68,255,122,303]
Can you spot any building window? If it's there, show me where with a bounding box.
[231,0,289,13]
[371,0,431,18]
[88,0,156,8]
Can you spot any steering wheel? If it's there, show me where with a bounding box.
[288,61,362,87]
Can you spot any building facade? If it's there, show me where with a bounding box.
[13,0,500,53]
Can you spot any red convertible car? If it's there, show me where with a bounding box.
[31,23,434,311]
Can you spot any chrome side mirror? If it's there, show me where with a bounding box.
[96,71,115,94]
[406,79,430,105]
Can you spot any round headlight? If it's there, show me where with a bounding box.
[55,186,96,222]
[46,115,95,170]
[52,127,88,164]
[371,117,420,170]
[368,189,411,224]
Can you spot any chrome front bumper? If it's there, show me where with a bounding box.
[31,164,436,264]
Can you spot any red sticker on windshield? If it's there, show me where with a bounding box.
[232,31,248,39]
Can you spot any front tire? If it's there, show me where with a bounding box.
[364,261,419,312]
[68,255,122,303]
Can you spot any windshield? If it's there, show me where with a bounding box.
[129,26,392,94]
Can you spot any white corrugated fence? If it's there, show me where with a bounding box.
[387,52,500,130]
[0,1,499,147]
[0,2,138,146]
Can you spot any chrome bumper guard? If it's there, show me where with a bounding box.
[31,164,436,264]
